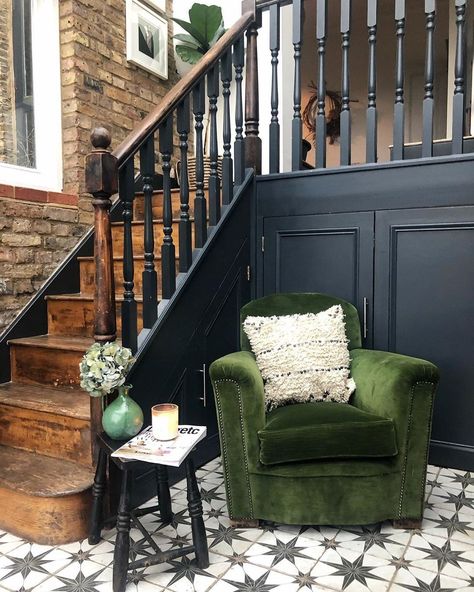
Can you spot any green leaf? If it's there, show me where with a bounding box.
[189,4,223,45]
[173,33,201,49]
[209,22,225,46]
[176,44,205,64]
[172,17,208,48]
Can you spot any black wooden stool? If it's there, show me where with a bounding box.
[88,433,209,592]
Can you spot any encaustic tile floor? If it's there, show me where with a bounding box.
[0,460,473,592]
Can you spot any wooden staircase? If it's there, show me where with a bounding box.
[0,189,186,545]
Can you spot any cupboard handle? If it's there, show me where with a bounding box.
[198,363,207,407]
[363,297,368,340]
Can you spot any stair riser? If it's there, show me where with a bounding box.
[133,189,195,220]
[0,404,91,466]
[47,299,144,336]
[10,345,84,387]
[79,258,180,295]
[111,220,186,257]
[0,485,90,545]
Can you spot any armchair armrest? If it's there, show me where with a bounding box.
[350,348,439,519]
[209,351,266,520]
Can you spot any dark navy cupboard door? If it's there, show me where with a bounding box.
[374,206,474,470]
[263,212,375,347]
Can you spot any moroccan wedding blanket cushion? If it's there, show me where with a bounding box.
[243,304,356,410]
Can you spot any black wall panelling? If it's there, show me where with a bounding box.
[256,154,474,471]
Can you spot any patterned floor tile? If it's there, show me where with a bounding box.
[389,563,474,592]
[217,562,295,591]
[0,531,24,557]
[405,532,474,582]
[0,543,72,592]
[311,546,397,592]
[1,459,474,591]
[25,560,113,592]
[335,523,411,563]
[242,529,325,575]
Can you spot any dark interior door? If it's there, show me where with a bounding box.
[263,212,375,346]
[374,206,474,470]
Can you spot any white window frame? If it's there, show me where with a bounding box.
[0,0,62,191]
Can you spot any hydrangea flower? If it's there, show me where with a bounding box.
[79,341,135,397]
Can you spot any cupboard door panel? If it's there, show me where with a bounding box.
[264,212,374,345]
[375,206,474,469]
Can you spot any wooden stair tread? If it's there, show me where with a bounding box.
[0,383,90,420]
[8,334,94,350]
[46,293,144,303]
[77,254,164,262]
[0,445,94,497]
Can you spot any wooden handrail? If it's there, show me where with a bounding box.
[113,11,255,167]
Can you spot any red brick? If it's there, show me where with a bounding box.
[14,187,48,203]
[0,184,14,198]
[47,192,78,206]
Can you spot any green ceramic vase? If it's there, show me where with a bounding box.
[102,385,144,440]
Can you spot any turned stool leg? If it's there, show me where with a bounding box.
[113,469,133,592]
[155,465,173,524]
[185,456,209,568]
[89,447,107,545]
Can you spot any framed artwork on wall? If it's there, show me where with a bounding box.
[126,0,168,79]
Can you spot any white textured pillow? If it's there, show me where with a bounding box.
[243,305,356,411]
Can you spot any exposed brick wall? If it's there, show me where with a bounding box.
[0,0,179,334]
[59,0,179,224]
[0,1,14,164]
[0,197,84,333]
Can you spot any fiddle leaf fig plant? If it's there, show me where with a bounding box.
[173,3,225,65]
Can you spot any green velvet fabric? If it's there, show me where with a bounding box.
[210,294,439,525]
[240,292,362,352]
[258,402,397,465]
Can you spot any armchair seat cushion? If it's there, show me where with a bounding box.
[258,402,398,465]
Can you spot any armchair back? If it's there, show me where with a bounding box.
[240,293,362,351]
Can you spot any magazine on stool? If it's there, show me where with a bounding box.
[111,425,207,467]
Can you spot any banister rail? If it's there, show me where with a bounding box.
[113,11,255,167]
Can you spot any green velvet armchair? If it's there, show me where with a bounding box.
[209,293,439,529]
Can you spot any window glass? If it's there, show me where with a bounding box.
[0,0,36,168]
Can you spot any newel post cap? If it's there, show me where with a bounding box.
[85,127,118,196]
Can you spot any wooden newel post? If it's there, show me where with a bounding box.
[86,128,118,344]
[85,128,118,456]
[242,0,262,174]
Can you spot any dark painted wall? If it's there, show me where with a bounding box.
[255,155,474,471]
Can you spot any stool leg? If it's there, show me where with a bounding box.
[113,469,132,592]
[155,465,173,524]
[88,447,107,545]
[185,456,209,568]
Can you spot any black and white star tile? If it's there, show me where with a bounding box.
[0,462,472,592]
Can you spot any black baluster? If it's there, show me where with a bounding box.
[269,2,280,173]
[88,447,107,545]
[119,158,137,353]
[233,36,245,185]
[193,81,207,248]
[452,0,466,154]
[422,0,435,158]
[292,0,303,170]
[221,47,233,205]
[140,135,157,328]
[244,15,262,173]
[207,66,220,226]
[177,98,192,272]
[159,115,176,299]
[393,0,406,161]
[316,0,327,169]
[366,0,377,163]
[340,0,351,166]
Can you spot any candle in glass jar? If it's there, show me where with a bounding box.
[151,403,179,440]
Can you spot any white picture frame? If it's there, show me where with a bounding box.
[126,0,168,80]
[140,0,166,13]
